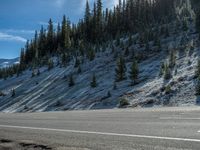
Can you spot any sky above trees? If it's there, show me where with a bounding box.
[0,0,118,59]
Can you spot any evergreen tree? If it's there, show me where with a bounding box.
[107,91,111,97]
[164,63,172,80]
[19,48,26,71]
[195,59,200,78]
[32,70,35,78]
[182,19,188,31]
[84,0,91,41]
[96,0,103,41]
[88,47,95,61]
[37,69,40,76]
[129,60,139,85]
[47,18,54,53]
[61,15,71,50]
[115,56,126,82]
[124,47,129,57]
[169,50,176,68]
[74,58,80,68]
[48,59,54,71]
[196,78,200,95]
[77,66,82,74]
[91,73,97,88]
[113,82,117,90]
[11,89,15,97]
[61,53,67,67]
[69,74,75,87]
[159,62,165,76]
[128,35,133,46]
[196,9,200,34]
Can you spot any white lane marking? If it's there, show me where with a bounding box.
[160,117,200,120]
[0,124,200,142]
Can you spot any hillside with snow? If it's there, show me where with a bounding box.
[0,58,19,68]
[0,0,200,112]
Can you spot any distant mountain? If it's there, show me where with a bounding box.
[0,58,19,68]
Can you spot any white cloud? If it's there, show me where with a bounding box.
[0,32,27,43]
[55,0,65,8]
[2,29,35,34]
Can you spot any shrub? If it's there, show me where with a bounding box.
[119,98,130,107]
[0,91,6,97]
[165,85,172,94]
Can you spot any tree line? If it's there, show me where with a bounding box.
[0,0,180,79]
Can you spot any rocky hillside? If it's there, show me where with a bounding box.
[0,0,200,112]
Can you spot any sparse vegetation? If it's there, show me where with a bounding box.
[0,91,6,97]
[115,56,126,82]
[164,63,172,80]
[129,60,139,85]
[119,98,130,108]
[11,89,16,97]
[90,74,97,88]
[165,85,172,94]
[68,75,75,87]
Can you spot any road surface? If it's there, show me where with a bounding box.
[0,107,200,150]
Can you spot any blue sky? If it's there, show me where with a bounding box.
[0,0,117,59]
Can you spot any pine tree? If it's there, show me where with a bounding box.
[97,0,103,40]
[32,70,35,78]
[182,19,188,31]
[88,47,95,61]
[61,53,67,67]
[124,47,129,57]
[77,66,82,74]
[37,69,40,76]
[129,60,139,85]
[128,35,133,46]
[74,58,80,68]
[196,9,200,34]
[47,18,54,53]
[48,59,54,71]
[91,73,97,88]
[195,59,200,78]
[69,74,75,87]
[19,48,26,71]
[159,62,165,76]
[196,76,200,96]
[61,15,70,50]
[115,56,126,82]
[169,50,176,68]
[164,63,172,80]
[107,91,111,97]
[11,89,15,97]
[113,82,117,90]
[84,0,91,41]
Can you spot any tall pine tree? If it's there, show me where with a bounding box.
[115,56,126,82]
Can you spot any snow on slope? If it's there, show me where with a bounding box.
[0,29,199,113]
[0,0,199,113]
[0,58,19,68]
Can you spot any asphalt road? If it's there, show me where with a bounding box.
[0,107,200,150]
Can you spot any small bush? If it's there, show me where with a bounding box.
[164,64,172,80]
[165,85,172,94]
[107,91,111,98]
[0,91,6,97]
[11,89,15,97]
[119,98,130,107]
